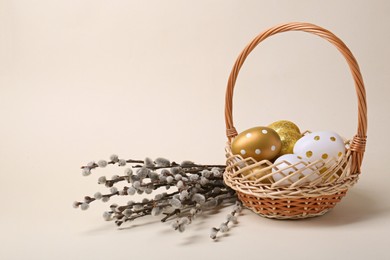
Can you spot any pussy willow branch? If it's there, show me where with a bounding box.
[74,155,239,240]
[81,159,225,171]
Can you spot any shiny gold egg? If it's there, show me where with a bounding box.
[268,120,300,134]
[268,120,302,155]
[240,165,272,183]
[276,130,302,155]
[231,126,282,162]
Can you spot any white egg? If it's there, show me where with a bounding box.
[293,131,346,163]
[272,154,319,186]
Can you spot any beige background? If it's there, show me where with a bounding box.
[1,0,389,259]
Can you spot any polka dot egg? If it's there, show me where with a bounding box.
[272,154,319,186]
[231,126,282,162]
[293,131,346,163]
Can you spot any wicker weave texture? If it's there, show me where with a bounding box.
[236,190,347,219]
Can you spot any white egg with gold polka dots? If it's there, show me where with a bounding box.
[293,131,346,163]
[272,154,319,186]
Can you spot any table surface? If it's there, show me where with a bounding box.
[1,1,389,259]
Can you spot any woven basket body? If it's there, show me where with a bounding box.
[223,22,367,219]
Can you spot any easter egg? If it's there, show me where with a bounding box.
[240,165,272,183]
[293,131,346,163]
[268,120,302,155]
[272,154,319,186]
[268,120,300,134]
[231,126,282,162]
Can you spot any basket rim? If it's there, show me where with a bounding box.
[223,141,360,199]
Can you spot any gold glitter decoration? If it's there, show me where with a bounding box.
[322,153,329,159]
[338,152,343,157]
[268,120,300,133]
[231,126,282,162]
[306,151,313,158]
[314,136,320,140]
[330,137,336,141]
[268,120,302,155]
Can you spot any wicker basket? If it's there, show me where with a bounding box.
[223,22,367,219]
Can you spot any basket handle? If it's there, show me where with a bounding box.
[224,22,367,174]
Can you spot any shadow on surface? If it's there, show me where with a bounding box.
[265,188,390,227]
[81,216,161,235]
[117,219,161,230]
[307,188,390,226]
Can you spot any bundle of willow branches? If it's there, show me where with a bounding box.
[73,155,242,240]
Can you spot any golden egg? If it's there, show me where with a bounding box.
[268,120,302,155]
[319,167,336,182]
[320,167,342,183]
[277,130,302,155]
[268,120,300,134]
[240,165,272,183]
[231,126,282,162]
